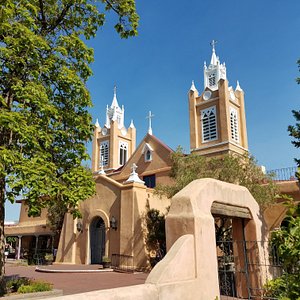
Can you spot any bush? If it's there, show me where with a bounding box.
[266,206,300,299]
[5,277,31,294]
[17,280,52,294]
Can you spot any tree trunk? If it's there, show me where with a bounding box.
[0,177,6,295]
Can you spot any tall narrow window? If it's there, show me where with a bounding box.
[119,141,128,165]
[201,106,217,142]
[100,141,109,166]
[208,73,216,87]
[230,107,239,143]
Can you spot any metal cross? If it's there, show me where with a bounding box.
[210,39,217,51]
[146,111,154,135]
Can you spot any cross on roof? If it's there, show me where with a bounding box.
[146,111,154,135]
[210,39,217,51]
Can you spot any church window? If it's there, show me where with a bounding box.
[142,143,153,162]
[100,141,109,166]
[145,150,152,162]
[208,73,216,87]
[201,106,217,142]
[230,107,239,143]
[119,141,128,166]
[143,174,156,188]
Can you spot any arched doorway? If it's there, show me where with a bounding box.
[90,217,106,264]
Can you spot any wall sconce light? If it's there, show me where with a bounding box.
[76,220,83,233]
[110,216,117,231]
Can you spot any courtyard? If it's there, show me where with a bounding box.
[5,263,148,296]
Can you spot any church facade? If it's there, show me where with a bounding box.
[6,44,299,268]
[55,44,251,267]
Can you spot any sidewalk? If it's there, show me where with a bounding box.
[5,263,148,296]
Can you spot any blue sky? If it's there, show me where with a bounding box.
[5,0,300,221]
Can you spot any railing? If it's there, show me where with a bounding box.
[111,254,134,273]
[267,166,298,181]
[217,240,282,300]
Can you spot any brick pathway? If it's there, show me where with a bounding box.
[5,264,148,295]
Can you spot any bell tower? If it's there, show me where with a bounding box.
[92,87,136,173]
[189,42,248,157]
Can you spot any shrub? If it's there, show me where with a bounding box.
[17,280,52,294]
[5,277,31,294]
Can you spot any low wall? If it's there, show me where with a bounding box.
[46,235,205,300]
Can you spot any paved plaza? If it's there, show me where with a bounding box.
[5,263,148,295]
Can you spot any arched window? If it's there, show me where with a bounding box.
[201,106,217,142]
[230,107,239,143]
[100,141,109,166]
[145,150,152,162]
[119,141,128,165]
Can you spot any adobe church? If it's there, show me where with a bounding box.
[54,43,249,267]
[6,44,298,268]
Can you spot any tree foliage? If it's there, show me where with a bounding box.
[266,204,300,300]
[0,0,139,294]
[144,204,166,268]
[288,110,300,180]
[156,147,278,208]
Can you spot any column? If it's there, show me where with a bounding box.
[17,236,22,260]
[35,235,39,255]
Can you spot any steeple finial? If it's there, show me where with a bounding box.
[111,85,120,108]
[210,40,218,65]
[129,119,135,129]
[210,39,217,52]
[95,118,100,128]
[146,111,154,135]
[190,80,196,92]
[236,80,243,91]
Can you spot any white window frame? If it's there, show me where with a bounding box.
[119,141,128,166]
[142,143,154,162]
[230,107,239,143]
[100,140,109,166]
[201,106,218,142]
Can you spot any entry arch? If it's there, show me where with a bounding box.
[90,216,106,264]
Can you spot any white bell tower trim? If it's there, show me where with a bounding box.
[204,40,227,91]
[105,86,125,129]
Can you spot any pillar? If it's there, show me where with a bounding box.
[17,236,22,260]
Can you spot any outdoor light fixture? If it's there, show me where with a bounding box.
[76,220,83,233]
[110,216,117,230]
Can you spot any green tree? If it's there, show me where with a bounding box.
[266,204,300,300]
[288,110,300,180]
[0,0,138,294]
[156,147,277,208]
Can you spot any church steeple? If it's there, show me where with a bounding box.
[189,43,248,158]
[204,40,227,91]
[111,85,119,108]
[92,86,136,173]
[105,86,125,129]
